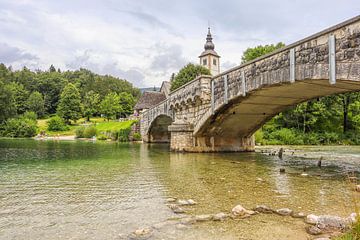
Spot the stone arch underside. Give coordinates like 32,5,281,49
147,115,173,143
195,79,360,139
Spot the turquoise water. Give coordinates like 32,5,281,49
0,139,359,239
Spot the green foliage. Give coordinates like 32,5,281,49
83,90,100,121
57,83,83,123
8,82,29,115
170,63,211,91
84,126,97,138
132,132,142,141
118,92,135,117
27,91,45,118
97,133,108,140
2,117,37,138
75,126,97,138
23,111,37,121
241,42,285,63
0,80,16,123
100,92,121,120
47,116,69,131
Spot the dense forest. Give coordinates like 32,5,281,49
0,63,140,137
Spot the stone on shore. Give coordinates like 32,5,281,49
128,227,153,240
213,212,229,221
275,208,293,216
254,205,273,214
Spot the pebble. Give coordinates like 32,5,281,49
128,227,153,240
291,212,306,218
213,212,229,221
254,205,273,214
195,214,213,222
275,208,293,216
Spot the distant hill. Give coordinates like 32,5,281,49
140,87,160,93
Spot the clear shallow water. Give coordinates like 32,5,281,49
0,139,359,240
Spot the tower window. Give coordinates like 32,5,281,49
213,59,217,65
203,59,207,65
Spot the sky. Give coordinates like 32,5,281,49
0,0,359,88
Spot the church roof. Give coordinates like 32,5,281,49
134,91,166,110
199,27,220,57
160,81,171,97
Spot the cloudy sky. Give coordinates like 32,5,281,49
0,0,359,87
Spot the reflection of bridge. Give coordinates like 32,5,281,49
140,16,360,152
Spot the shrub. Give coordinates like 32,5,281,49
118,128,131,142
132,132,142,141
47,116,69,131
97,134,108,140
22,111,37,121
83,126,97,138
75,126,85,138
267,128,304,145
3,118,37,137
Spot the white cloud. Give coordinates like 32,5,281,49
0,0,359,87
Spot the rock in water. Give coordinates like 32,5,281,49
306,226,322,235
316,215,348,232
166,197,177,203
278,148,284,159
275,208,293,216
195,214,213,222
128,227,153,240
213,212,229,221
305,214,319,225
254,205,273,214
177,199,197,206
356,185,360,192
232,205,247,216
279,168,286,173
291,212,306,218
167,204,185,214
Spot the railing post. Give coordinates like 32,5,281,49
328,35,336,85
211,79,215,115
241,71,246,97
289,48,295,83
224,75,228,104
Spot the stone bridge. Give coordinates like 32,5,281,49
140,15,360,152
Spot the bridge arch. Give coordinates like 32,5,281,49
146,114,173,143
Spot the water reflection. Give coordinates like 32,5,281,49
0,140,359,240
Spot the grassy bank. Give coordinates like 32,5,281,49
37,117,137,141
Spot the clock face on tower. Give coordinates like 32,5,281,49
199,27,220,76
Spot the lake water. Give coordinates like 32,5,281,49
0,139,359,240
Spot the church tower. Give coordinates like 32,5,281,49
199,27,220,76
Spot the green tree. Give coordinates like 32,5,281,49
8,82,29,115
118,92,135,117
27,91,45,118
170,63,211,91
100,92,121,121
0,80,16,123
57,83,82,123
83,90,100,121
241,42,285,63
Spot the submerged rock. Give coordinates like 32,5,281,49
168,204,185,214
232,205,247,216
275,208,293,216
179,217,196,225
356,185,360,192
291,212,306,218
316,215,348,232
306,225,322,235
305,214,319,225
254,205,273,214
195,214,213,222
213,212,229,221
177,199,197,206
166,197,177,203
128,227,153,240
